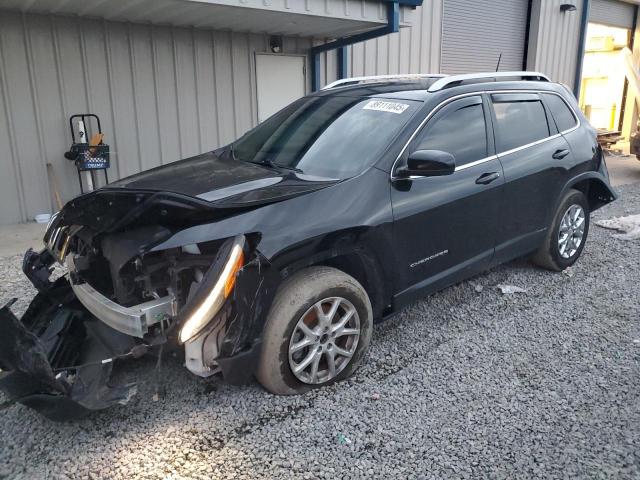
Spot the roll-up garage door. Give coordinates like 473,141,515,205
441,0,529,74
590,0,635,29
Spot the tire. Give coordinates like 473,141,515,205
532,189,590,271
256,266,373,395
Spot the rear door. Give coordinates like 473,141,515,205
490,92,574,264
391,94,504,306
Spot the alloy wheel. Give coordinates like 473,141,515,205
288,297,361,384
558,204,586,259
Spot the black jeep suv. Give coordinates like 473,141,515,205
1,72,616,419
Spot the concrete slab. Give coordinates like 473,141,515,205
0,222,46,257
606,153,640,187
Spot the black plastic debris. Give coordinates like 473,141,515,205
0,279,138,421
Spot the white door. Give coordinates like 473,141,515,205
255,53,305,123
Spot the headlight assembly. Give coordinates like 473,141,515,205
179,235,245,343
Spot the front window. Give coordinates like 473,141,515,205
412,95,488,167
232,96,421,179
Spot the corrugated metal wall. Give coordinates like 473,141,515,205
313,0,443,87
0,11,314,224
526,0,584,88
349,1,443,78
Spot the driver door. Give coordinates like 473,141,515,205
390,94,504,307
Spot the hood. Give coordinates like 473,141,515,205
52,151,338,234
109,151,337,205
110,151,273,197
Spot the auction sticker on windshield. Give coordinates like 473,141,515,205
363,100,410,114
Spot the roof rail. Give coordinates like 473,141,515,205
322,74,446,90
427,71,551,92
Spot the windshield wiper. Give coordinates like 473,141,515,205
259,159,303,174
273,162,303,173
236,150,303,174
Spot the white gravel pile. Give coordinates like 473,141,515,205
1,184,639,480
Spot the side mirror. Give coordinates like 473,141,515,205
396,150,456,178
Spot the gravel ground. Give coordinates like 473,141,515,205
1,184,639,480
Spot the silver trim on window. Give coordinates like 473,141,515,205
390,89,581,181
454,155,498,171
497,133,563,157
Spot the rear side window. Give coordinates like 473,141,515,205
413,96,488,166
491,94,550,152
542,93,578,132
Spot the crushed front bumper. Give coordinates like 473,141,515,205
3,242,278,420
0,278,138,421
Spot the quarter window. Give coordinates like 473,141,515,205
491,94,550,152
542,93,578,132
413,97,488,166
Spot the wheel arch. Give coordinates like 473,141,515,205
280,247,389,322
320,252,386,321
563,172,617,213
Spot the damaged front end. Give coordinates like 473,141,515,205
0,190,277,420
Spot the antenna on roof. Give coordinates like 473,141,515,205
495,53,502,72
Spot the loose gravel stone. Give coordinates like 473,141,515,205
0,184,639,479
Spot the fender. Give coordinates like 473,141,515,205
278,241,391,320
556,171,617,214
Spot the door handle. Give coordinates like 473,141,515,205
475,172,500,185
552,149,570,159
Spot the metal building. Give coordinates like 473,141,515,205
0,0,638,225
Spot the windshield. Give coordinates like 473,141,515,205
232,96,420,179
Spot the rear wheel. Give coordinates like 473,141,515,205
256,266,372,395
532,189,590,271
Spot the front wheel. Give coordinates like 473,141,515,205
256,266,373,395
532,189,590,271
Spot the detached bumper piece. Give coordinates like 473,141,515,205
0,279,137,421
